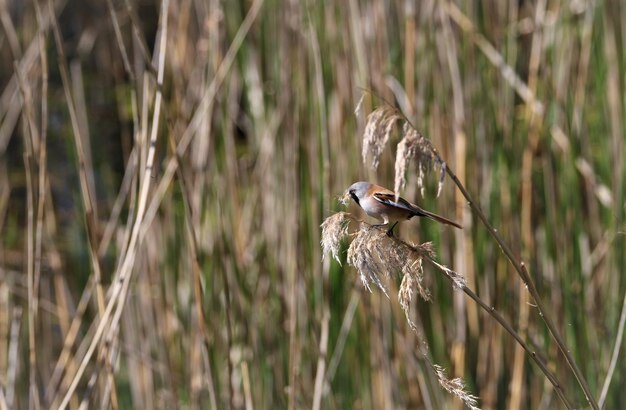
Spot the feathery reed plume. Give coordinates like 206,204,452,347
321,214,480,407
433,364,480,410
346,224,390,296
343,223,438,298
361,104,447,199
398,240,432,304
427,256,467,290
362,107,401,169
320,211,351,264
394,123,446,199
398,252,429,307
398,254,429,331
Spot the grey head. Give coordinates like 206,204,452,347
347,181,371,206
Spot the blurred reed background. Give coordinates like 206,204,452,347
0,0,624,408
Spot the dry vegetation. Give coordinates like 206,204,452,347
0,0,625,409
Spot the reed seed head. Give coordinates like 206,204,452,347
362,107,401,169
433,364,480,410
320,212,351,264
394,123,447,199
345,223,437,300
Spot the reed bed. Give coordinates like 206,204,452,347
0,0,624,409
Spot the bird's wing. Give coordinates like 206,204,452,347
373,191,462,228
372,192,422,215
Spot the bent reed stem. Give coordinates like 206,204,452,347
381,104,599,410
382,228,574,409
443,166,598,410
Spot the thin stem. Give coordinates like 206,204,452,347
165,124,216,407
312,308,330,410
426,5,598,407
444,166,597,409
598,290,626,407
54,0,170,405
387,232,573,409
47,1,114,404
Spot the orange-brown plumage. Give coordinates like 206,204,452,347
347,181,461,235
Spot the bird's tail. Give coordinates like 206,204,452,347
416,208,462,229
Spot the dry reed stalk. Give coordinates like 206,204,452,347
511,0,547,407
0,0,22,59
150,237,183,408
0,388,7,410
142,0,264,236
32,0,49,381
598,290,626,407
436,8,478,393
121,0,156,75
124,253,163,409
6,307,22,410
71,59,122,408
106,0,134,82
403,2,416,117
572,1,596,136
54,0,170,405
49,268,75,391
14,53,46,408
433,128,581,408
24,146,38,410
100,0,171,398
602,1,625,260
97,147,138,257
205,345,219,409
241,360,253,410
165,122,218,407
368,294,393,410
45,278,94,403
347,0,368,93
46,5,118,407
55,0,264,406
0,163,8,240
0,273,8,408
323,289,360,388
189,329,202,409
282,62,302,410
441,1,544,118
0,0,64,152
311,308,329,410
100,335,121,410
0,95,21,154
307,8,333,407
166,2,264,407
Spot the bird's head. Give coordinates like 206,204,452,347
346,181,370,206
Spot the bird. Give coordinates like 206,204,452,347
346,181,462,236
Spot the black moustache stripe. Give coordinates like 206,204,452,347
350,191,360,206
